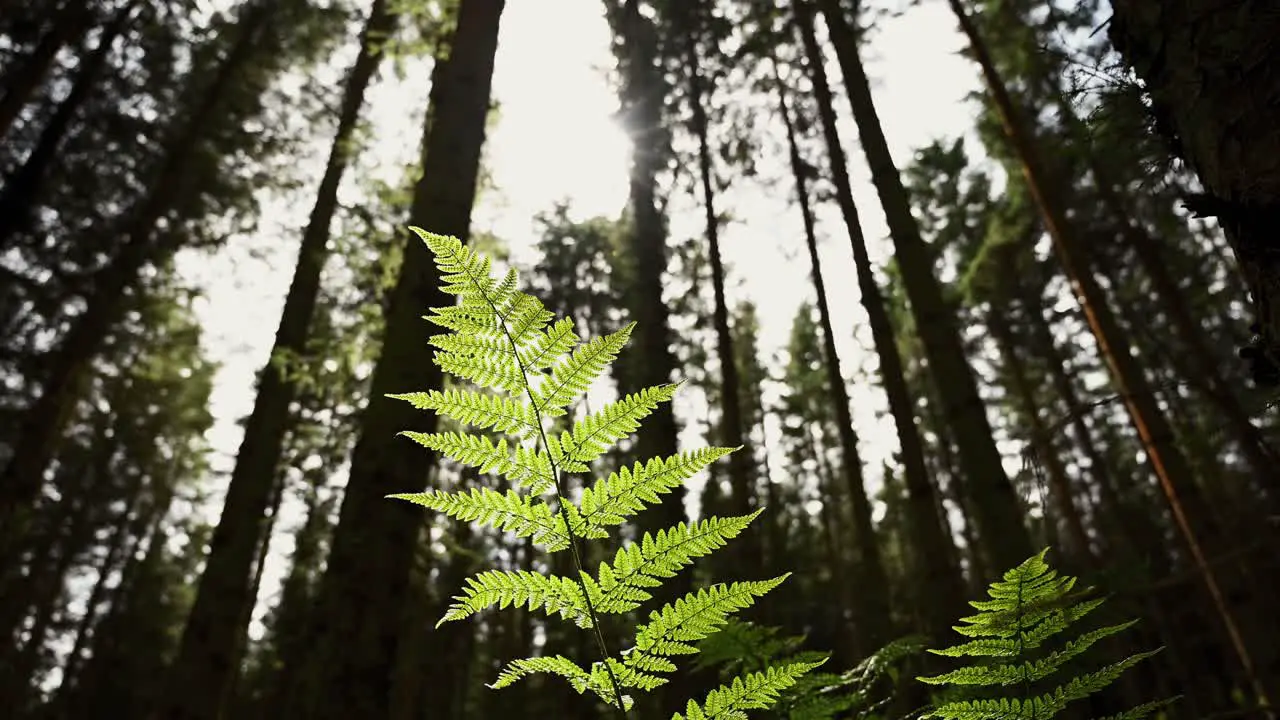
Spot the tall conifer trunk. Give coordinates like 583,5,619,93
1106,0,1280,381
0,0,140,253
155,3,399,716
814,0,1033,573
679,0,759,563
789,12,964,648
0,0,277,594
0,0,92,140
288,2,503,717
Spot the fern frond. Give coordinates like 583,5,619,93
630,576,788,668
387,487,569,551
490,656,635,711
672,661,826,720
440,569,589,627
389,229,792,717
532,322,636,416
572,447,738,534
558,383,681,465
927,695,1049,720
589,511,765,615
928,596,1108,657
489,655,589,691
1091,696,1182,720
430,334,527,394
918,549,1174,720
397,431,555,494
921,620,1139,687
1049,649,1163,705
522,316,579,374
386,389,540,438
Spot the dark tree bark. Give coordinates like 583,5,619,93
950,0,1275,703
0,1,277,569
0,0,139,253
771,50,891,655
154,3,399,717
790,11,968,650
680,1,759,553
287,1,503,717
0,0,92,141
603,1,690,712
605,0,684,533
1107,1,1280,384
814,0,1034,573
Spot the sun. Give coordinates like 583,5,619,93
482,0,631,234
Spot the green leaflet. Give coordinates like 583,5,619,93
918,549,1179,720
673,662,826,720
385,229,804,715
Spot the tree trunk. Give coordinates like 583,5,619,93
1106,0,1280,382
0,1,277,566
289,2,503,718
154,4,398,717
604,1,689,712
814,0,1033,573
985,261,1094,565
607,0,685,536
220,476,286,714
810,424,859,663
680,0,759,556
259,490,330,720
1052,92,1280,499
947,0,1273,704
786,19,965,647
0,0,92,141
52,496,144,715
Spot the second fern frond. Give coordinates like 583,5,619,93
918,548,1178,720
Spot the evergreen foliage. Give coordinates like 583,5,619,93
917,549,1177,720
387,228,818,715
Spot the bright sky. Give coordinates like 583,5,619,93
176,0,999,637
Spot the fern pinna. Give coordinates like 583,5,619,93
386,228,821,718
918,549,1177,720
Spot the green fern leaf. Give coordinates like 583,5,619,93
397,431,555,494
918,550,1174,720
387,229,795,717
559,383,681,465
440,569,589,627
490,656,635,710
630,576,788,666
573,447,738,534
386,388,540,438
532,322,635,416
387,487,569,551
672,661,826,720
522,316,579,374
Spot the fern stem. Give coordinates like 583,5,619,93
1016,564,1030,720
468,256,629,718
